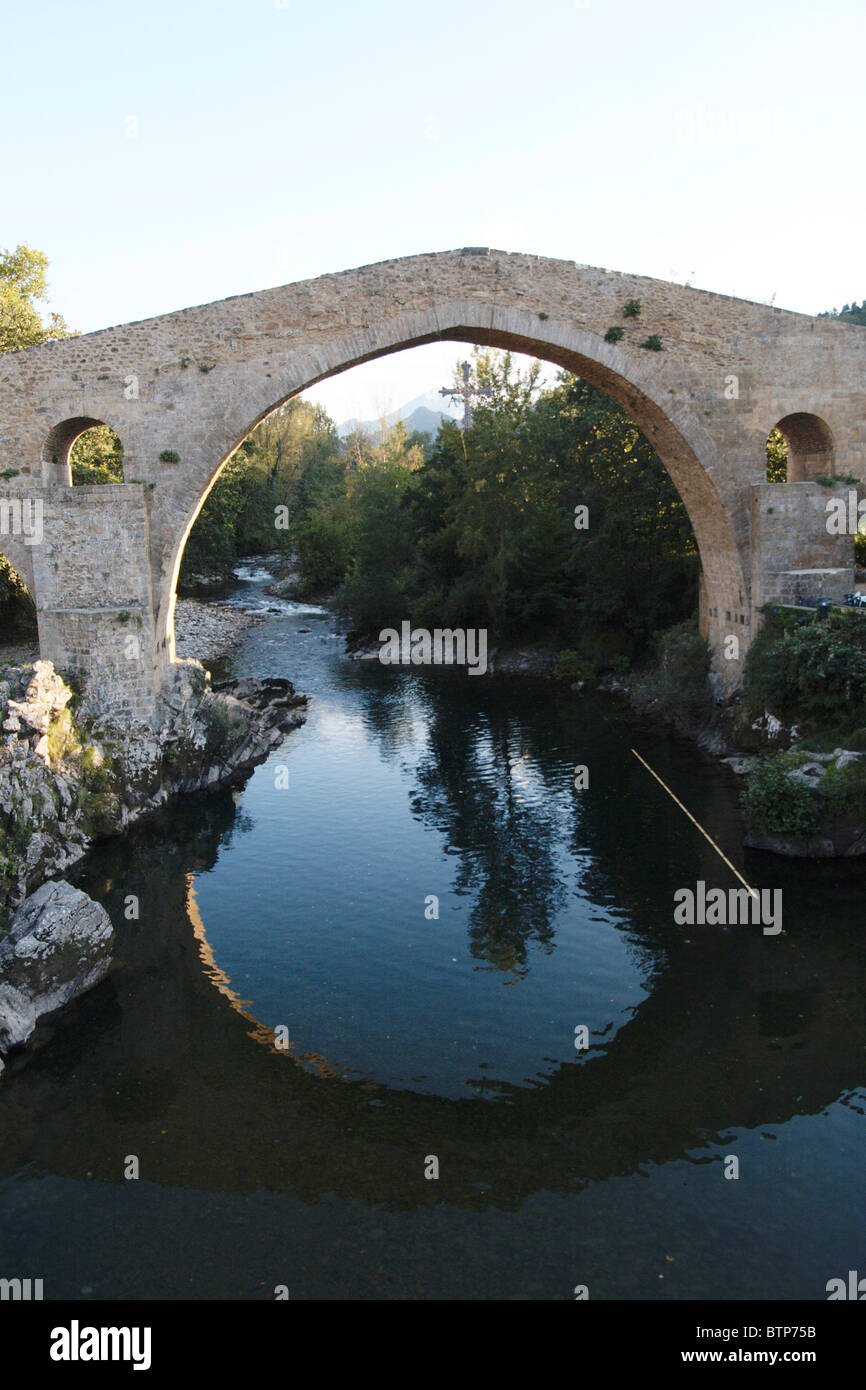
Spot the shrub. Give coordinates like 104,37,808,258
159,449,180,463
604,326,624,344
822,759,866,822
554,649,594,683
640,334,663,351
622,299,641,318
740,755,819,835
743,606,866,722
631,620,712,722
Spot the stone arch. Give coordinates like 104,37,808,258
772,412,835,482
156,305,752,688
41,416,124,486
0,522,35,597
0,543,37,642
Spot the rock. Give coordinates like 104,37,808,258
0,880,114,1054
789,765,825,786
835,750,866,768
721,755,757,775
173,599,266,663
265,576,297,599
751,711,785,741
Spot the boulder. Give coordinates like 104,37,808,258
0,880,114,1054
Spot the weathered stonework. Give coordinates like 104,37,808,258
0,248,863,717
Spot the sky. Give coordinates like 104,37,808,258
3,0,864,422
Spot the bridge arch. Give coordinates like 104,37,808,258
158,303,751,683
772,412,835,482
41,416,125,487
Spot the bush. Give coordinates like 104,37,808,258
631,620,712,722
740,755,819,835
821,759,866,822
554,649,594,683
744,606,866,722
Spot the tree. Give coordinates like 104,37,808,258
0,244,72,353
70,425,124,484
766,427,788,482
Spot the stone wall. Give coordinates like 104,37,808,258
1,483,156,722
751,482,855,608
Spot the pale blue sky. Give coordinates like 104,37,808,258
4,0,864,420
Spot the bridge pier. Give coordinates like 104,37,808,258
4,483,161,723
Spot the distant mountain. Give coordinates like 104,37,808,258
338,389,458,439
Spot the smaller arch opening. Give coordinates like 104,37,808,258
767,412,835,483
0,550,37,656
41,417,124,484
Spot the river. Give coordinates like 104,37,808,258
0,563,864,1299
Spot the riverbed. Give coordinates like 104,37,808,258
0,564,864,1300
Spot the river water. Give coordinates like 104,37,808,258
1,565,864,1299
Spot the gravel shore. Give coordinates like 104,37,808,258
174,599,266,664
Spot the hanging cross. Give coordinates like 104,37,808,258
439,360,492,430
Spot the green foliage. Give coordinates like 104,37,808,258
822,759,866,822
631,620,713,722
0,554,36,638
622,299,641,318
604,326,624,344
820,301,866,326
537,311,549,320
740,754,819,835
0,468,19,480
70,424,124,484
640,334,663,351
743,606,866,722
554,649,593,683
45,708,78,765
179,399,344,584
159,449,180,463
78,744,111,792
766,427,788,482
286,350,698,656
0,244,73,353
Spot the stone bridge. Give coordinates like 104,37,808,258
0,248,864,720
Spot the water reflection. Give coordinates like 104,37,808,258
1,587,865,1298
0,735,852,1215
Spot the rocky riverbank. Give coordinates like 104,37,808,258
174,598,266,663
0,658,308,926
0,654,309,1075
